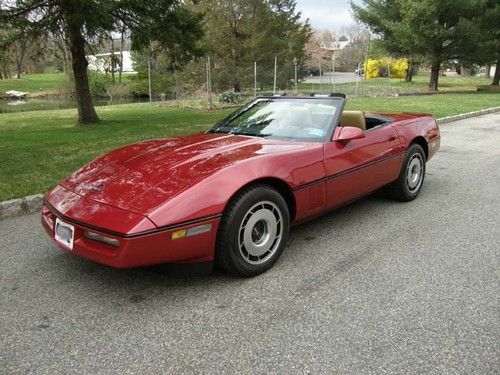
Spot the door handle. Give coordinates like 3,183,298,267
387,136,396,142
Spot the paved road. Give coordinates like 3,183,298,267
303,71,359,84
1,113,499,374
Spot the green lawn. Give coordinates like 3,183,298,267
344,91,500,118
0,73,70,94
298,74,492,97
0,91,499,201
0,104,233,201
0,72,136,96
1,71,493,97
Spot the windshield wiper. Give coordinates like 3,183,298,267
230,131,272,137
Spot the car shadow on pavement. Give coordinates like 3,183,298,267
41,182,440,308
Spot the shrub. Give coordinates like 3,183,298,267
106,83,136,99
87,71,113,97
364,58,409,79
218,90,243,104
365,59,380,79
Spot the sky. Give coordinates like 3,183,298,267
295,0,357,30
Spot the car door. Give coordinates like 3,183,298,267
323,124,402,209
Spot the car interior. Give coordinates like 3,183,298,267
270,107,393,139
339,110,392,132
213,98,393,140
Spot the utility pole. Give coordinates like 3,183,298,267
174,63,179,106
206,56,212,109
387,62,391,95
273,56,277,94
362,32,371,96
148,57,153,104
332,53,336,91
254,61,257,97
293,57,298,93
318,56,323,91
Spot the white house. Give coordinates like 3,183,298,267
321,40,351,51
87,51,136,73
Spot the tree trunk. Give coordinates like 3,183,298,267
55,29,71,75
15,40,26,79
66,16,99,125
428,61,441,91
492,60,500,86
119,24,125,84
485,64,491,79
3,66,11,79
405,58,414,82
110,34,115,84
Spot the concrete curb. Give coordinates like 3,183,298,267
437,106,500,125
0,194,44,221
1,106,499,221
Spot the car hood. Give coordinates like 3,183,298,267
60,133,305,215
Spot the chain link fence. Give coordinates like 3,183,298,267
138,53,444,110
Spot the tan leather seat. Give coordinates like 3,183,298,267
340,110,366,131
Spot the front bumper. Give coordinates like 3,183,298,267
41,202,221,269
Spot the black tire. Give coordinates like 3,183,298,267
388,143,427,202
215,184,290,277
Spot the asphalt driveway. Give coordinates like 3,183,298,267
302,71,359,84
1,113,499,374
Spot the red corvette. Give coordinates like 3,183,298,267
42,95,440,276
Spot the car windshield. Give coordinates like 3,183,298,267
209,98,342,141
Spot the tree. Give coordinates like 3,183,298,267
469,0,500,85
197,0,310,92
334,25,371,73
0,15,40,79
48,28,72,74
305,29,334,74
352,0,490,90
1,1,203,125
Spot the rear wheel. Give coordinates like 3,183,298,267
215,185,290,277
388,143,426,201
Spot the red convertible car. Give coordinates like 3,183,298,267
42,95,440,276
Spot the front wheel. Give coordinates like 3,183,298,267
215,185,290,277
388,143,426,202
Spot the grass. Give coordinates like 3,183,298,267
0,73,70,94
0,72,137,96
0,104,233,201
0,91,498,201
298,74,492,97
344,91,500,118
1,71,492,97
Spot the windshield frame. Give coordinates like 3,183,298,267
207,96,346,142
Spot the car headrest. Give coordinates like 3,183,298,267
340,110,366,131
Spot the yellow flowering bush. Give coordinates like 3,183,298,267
364,58,409,78
364,59,380,78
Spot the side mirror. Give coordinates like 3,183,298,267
335,126,365,143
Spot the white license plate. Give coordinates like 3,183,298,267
54,218,75,250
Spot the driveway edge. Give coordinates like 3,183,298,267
1,106,499,221
0,194,44,221
436,106,500,125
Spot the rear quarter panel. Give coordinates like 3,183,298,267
388,113,440,160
